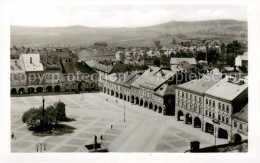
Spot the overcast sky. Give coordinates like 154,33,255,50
9,4,247,27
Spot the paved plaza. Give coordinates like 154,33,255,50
11,92,228,152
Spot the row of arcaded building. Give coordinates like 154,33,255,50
11,52,98,95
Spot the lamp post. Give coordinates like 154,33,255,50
212,119,220,146
124,99,126,122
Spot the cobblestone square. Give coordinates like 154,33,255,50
11,93,228,152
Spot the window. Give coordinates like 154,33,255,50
218,103,221,109
182,92,184,97
177,100,180,106
234,121,237,128
226,105,229,112
168,99,172,104
190,104,192,110
178,90,180,96
222,104,225,110
209,100,211,106
213,113,215,119
206,99,208,105
226,118,229,124
213,101,215,108
205,110,208,116
186,93,188,98
209,111,211,117
195,96,197,102
182,102,184,107
190,94,192,100
199,97,201,103
222,116,225,122
218,115,221,121
239,124,243,130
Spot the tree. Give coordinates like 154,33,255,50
154,40,161,49
22,105,63,130
154,59,161,67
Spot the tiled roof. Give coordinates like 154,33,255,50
85,60,113,73
170,58,197,65
131,66,161,89
132,67,176,91
10,59,25,73
232,104,248,123
205,77,248,101
49,48,72,59
154,84,168,97
178,73,222,94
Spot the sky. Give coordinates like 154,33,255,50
9,2,247,27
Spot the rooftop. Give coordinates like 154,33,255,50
205,76,248,101
178,72,222,94
19,54,44,72
85,60,113,73
10,59,25,73
232,104,248,123
170,58,197,65
132,67,176,91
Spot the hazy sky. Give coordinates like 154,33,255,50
9,3,247,27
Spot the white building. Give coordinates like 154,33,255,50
19,54,44,93
175,72,222,130
235,52,248,68
115,51,125,61
203,76,248,141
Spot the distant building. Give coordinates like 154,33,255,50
85,60,113,87
235,52,248,68
170,58,197,72
115,51,125,61
94,42,107,47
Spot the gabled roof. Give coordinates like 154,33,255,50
131,67,176,91
20,54,44,72
205,77,248,101
131,66,161,89
232,104,248,123
236,52,248,61
85,60,113,73
154,84,168,97
170,58,197,65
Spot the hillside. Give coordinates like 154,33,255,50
11,19,247,48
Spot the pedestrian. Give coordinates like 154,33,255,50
11,133,14,139
111,125,113,130
100,135,103,140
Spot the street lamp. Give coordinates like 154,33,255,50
212,119,220,146
124,99,126,122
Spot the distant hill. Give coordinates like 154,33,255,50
11,19,247,48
